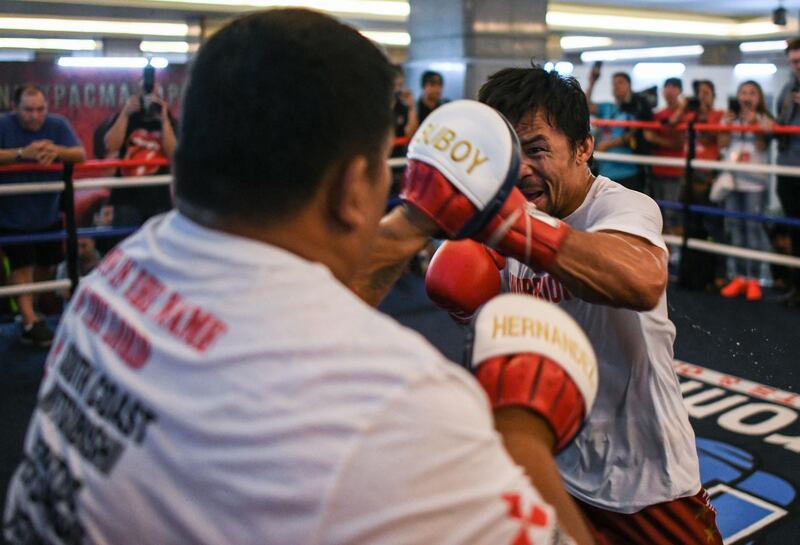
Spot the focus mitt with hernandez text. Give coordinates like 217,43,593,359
467,294,597,452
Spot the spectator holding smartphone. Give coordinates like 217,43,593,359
102,66,177,228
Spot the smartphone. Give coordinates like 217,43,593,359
591,61,603,80
728,97,741,116
143,65,156,94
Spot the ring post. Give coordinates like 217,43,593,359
62,162,80,296
678,120,697,287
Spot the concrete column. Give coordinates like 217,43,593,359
406,0,549,100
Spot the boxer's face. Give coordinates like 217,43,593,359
515,110,593,219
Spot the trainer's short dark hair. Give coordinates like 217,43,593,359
174,9,394,225
612,72,631,85
664,77,683,91
478,66,590,153
421,70,443,87
787,38,800,53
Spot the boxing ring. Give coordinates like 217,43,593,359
1,130,799,544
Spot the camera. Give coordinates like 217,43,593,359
686,97,701,112
140,65,163,120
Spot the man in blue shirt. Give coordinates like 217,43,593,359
585,70,653,193
0,85,85,346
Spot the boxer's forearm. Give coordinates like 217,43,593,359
551,229,667,311
495,408,596,545
350,206,432,306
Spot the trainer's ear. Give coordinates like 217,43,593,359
327,154,373,231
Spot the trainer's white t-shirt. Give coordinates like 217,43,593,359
4,211,572,545
506,176,701,514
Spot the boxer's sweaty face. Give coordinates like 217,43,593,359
515,110,588,218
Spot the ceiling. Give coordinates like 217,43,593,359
569,0,800,18
1,0,798,64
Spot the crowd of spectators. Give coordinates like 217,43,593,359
0,74,179,347
587,40,800,305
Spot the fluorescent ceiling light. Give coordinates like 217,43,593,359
581,45,703,62
57,56,169,68
140,41,190,53
145,0,408,18
0,16,189,37
544,61,574,75
0,51,34,62
633,62,686,78
0,38,100,51
733,21,785,37
555,61,574,74
734,63,778,77
548,8,789,38
360,30,410,46
740,40,787,53
560,36,613,50
549,11,730,36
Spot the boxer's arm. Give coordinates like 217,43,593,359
496,408,596,545
551,229,667,311
349,205,434,306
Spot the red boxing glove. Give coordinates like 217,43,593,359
468,294,598,453
476,187,571,271
425,240,506,324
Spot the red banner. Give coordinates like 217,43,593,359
0,61,187,160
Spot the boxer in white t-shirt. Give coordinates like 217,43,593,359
4,11,600,545
356,67,722,544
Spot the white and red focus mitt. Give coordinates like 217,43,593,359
401,100,571,272
401,100,520,239
467,294,598,452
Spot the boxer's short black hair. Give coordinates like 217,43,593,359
174,9,394,224
478,65,590,153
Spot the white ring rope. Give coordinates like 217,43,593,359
593,152,685,168
663,234,800,269
0,174,171,196
0,279,71,298
388,157,407,169
690,159,800,177
594,151,800,177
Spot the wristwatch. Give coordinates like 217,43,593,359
15,147,22,161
